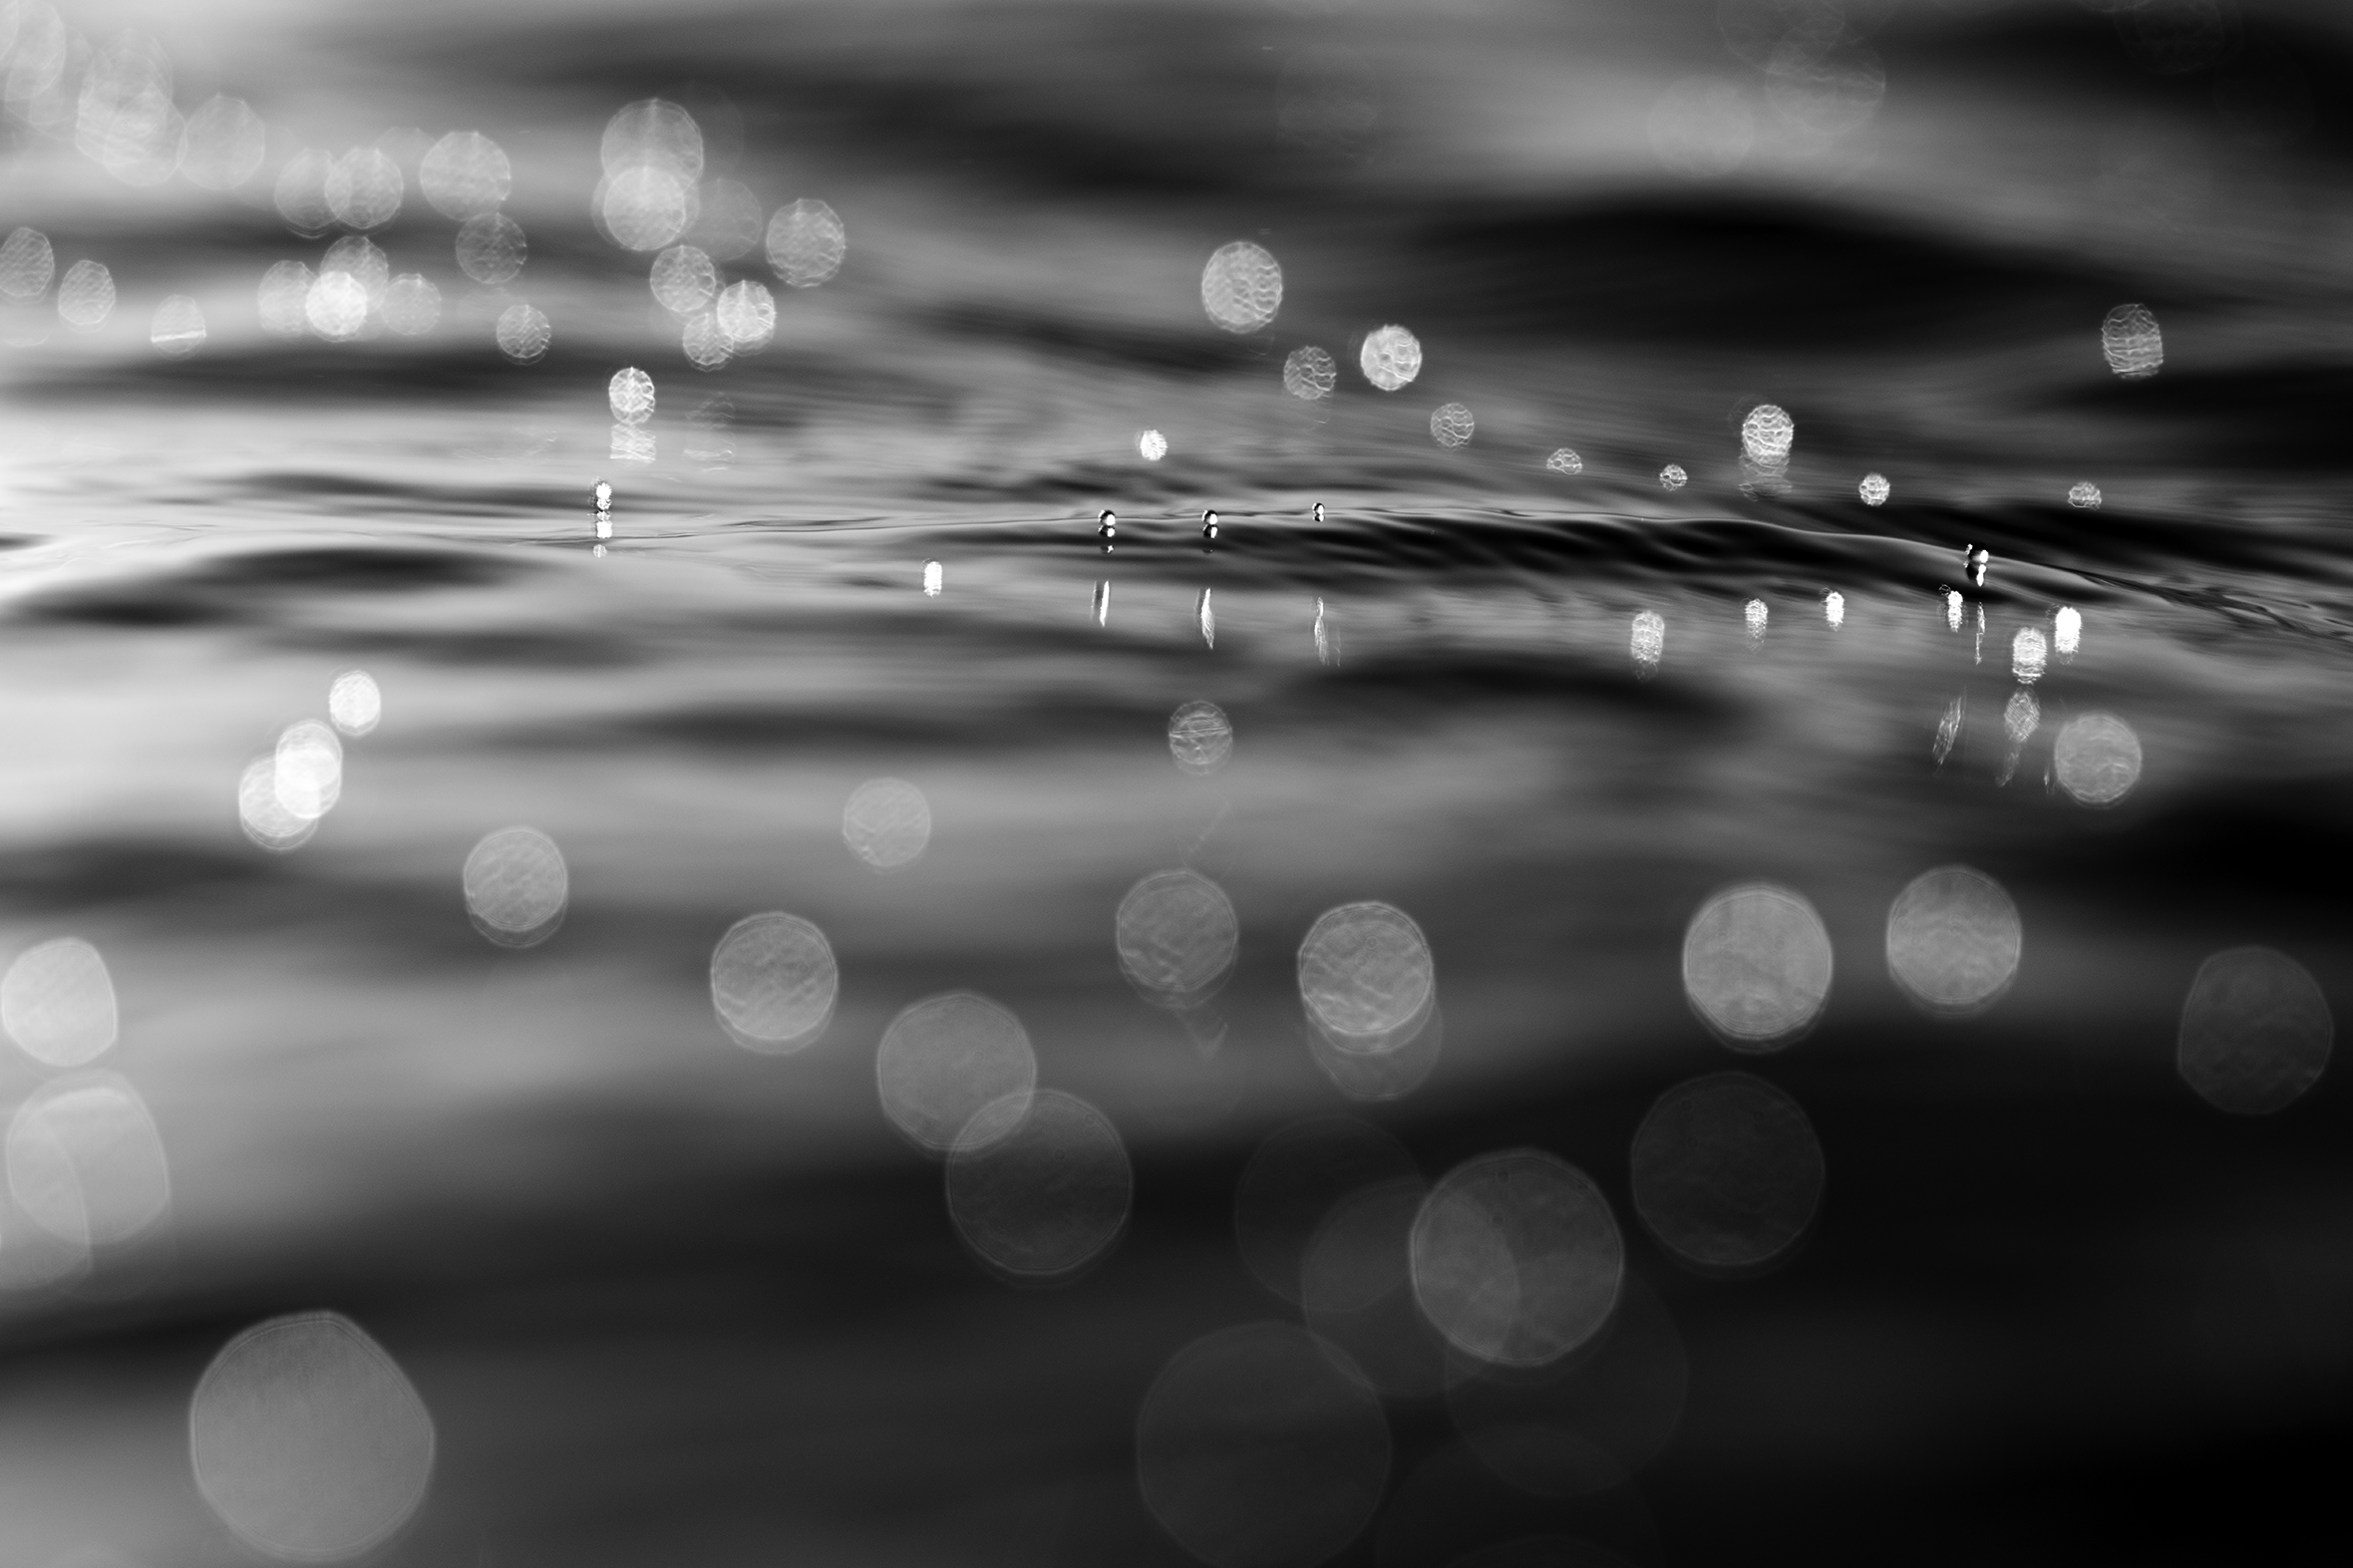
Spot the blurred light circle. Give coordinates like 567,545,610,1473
56,260,114,330
257,262,313,338
0,226,56,300
1358,325,1421,392
1858,471,1889,505
876,993,1037,1153
650,244,716,315
1116,869,1239,1005
767,198,846,287
273,720,343,820
1234,1115,1418,1305
1282,346,1336,401
1411,1149,1623,1367
1138,429,1169,462
842,777,931,870
1298,902,1435,1050
496,303,551,364
2012,627,2048,685
1630,610,1664,677
456,212,526,286
601,99,704,181
599,165,691,251
608,366,656,426
1631,1072,1824,1271
2101,302,2163,380
1300,1174,1424,1319
690,178,766,261
463,826,567,947
1885,865,2021,1019
714,279,776,351
2003,687,2039,746
304,271,368,341
1200,240,1284,334
2,938,119,1068
946,1089,1133,1279
2178,946,2332,1115
1168,700,1233,777
150,295,205,358
710,912,838,1053
329,670,382,737
418,131,510,219
274,149,336,236
1306,997,1443,1102
1649,76,1754,178
77,32,182,186
7,1073,171,1245
1659,464,1687,490
2054,606,2083,658
1717,0,1849,71
238,756,315,852
1740,403,1794,463
381,274,440,336
681,310,731,370
1681,882,1833,1050
1765,35,1885,141
1430,402,1475,449
1545,448,1582,474
2054,712,2142,806
181,97,267,191
326,148,403,230
321,236,389,306
189,1313,436,1562
1135,1323,1389,1568
2067,481,2103,509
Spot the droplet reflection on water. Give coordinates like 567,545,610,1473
709,912,839,1053
2177,947,2332,1114
1681,883,1834,1050
1630,1071,1824,1272
945,1089,1132,1280
1885,866,2022,1019
875,993,1037,1153
1630,610,1664,679
2012,627,2048,685
1411,1149,1624,1367
1139,429,1169,462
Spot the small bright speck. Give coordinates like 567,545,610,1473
1138,429,1169,462
1430,402,1475,449
7,1074,171,1245
2054,712,2142,806
1740,404,1795,463
2012,627,2048,684
238,756,316,852
1631,1072,1824,1271
1297,902,1435,1052
463,826,567,947
1168,700,1233,777
189,1313,436,1562
1745,598,1768,639
496,303,551,364
1544,448,1583,475
767,198,846,287
947,1090,1133,1279
715,279,776,351
328,670,381,737
608,367,656,426
1659,464,1687,490
1,938,119,1068
273,720,343,821
456,212,526,286
1824,591,1845,628
876,992,1038,1154
842,778,932,870
1358,325,1422,392
1283,346,1337,400
1117,870,1239,1007
1886,866,2022,1019
381,274,440,336
650,244,716,315
1858,472,1889,505
1412,1149,1623,1367
2068,481,2103,509
56,260,114,329
418,131,511,220
150,295,205,357
2101,302,2164,380
710,912,839,1052
304,270,368,341
2003,688,2040,747
1136,1324,1389,1568
181,97,267,192
922,559,943,596
0,227,56,300
1200,239,1284,334
1682,882,1833,1050
257,262,313,337
325,147,403,230
2179,947,2332,1115
1631,609,1664,678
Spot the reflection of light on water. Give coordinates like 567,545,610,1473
2,938,119,1068
709,912,838,1053
1135,1323,1388,1568
1885,865,2021,1018
1744,598,1768,640
2068,481,2103,509
495,303,551,364
381,274,439,336
1234,1114,1417,1305
650,244,716,315
2055,606,2082,659
1412,1149,1624,1367
2101,302,2164,379
1631,1072,1824,1271
6,1073,171,1246
1658,464,1686,490
329,670,381,737
1200,240,1283,334
238,757,316,852
182,97,266,191
1314,597,1334,665
876,993,1038,1153
2178,947,2333,1115
190,1314,436,1563
1116,869,1238,1006
1824,591,1844,628
1682,883,1834,1051
1630,610,1664,679
946,1090,1132,1280
1359,325,1422,391
1650,76,1754,177
1092,579,1110,627
921,559,943,597
1544,448,1583,474
456,213,526,285
1138,429,1168,462
274,720,343,820
1168,700,1233,777
1,226,54,300
1859,471,1889,505
1430,402,1475,449
767,198,846,287
1283,346,1336,400
419,131,510,218
56,259,113,329
463,826,568,947
2012,627,2048,684
842,777,931,870
1942,587,1962,633
715,279,776,351
608,367,655,425
151,295,205,357
1297,902,1435,1053
1196,587,1214,648
2054,712,2142,805
1932,692,1964,767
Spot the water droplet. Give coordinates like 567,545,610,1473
1311,501,1326,523
1885,866,2022,1018
608,366,655,426
2178,947,2332,1114
1430,402,1475,449
1092,579,1111,626
2101,302,2164,379
1138,429,1169,463
1740,403,1794,464
1630,1072,1824,1271
1097,508,1117,539
1858,471,1889,505
1658,464,1686,490
1116,869,1239,1007
842,778,931,870
1200,508,1220,540
875,993,1037,1154
1168,700,1233,777
1200,240,1283,334
2054,712,2142,806
1412,1149,1624,1367
766,198,845,287
946,1090,1132,1279
1297,902,1436,1052
1196,588,1215,648
2054,606,2082,659
462,826,567,947
1358,324,1422,392
1681,883,1833,1051
1744,598,1768,640
2067,480,2103,509
591,479,614,512
1544,448,1583,475
709,912,838,1053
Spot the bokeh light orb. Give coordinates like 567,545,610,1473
238,756,316,853
767,198,846,287
842,777,931,870
1430,402,1475,449
462,826,567,947
1297,902,1435,1051
151,295,206,357
1545,448,1582,475
419,131,511,220
328,670,381,737
2068,481,2103,509
2178,947,2332,1115
495,303,551,364
715,279,776,351
1885,865,2022,1019
1138,429,1169,462
2,938,119,1068
1168,700,1233,777
7,1073,171,1245
1200,240,1284,334
608,366,656,426
1681,882,1834,1050
1858,471,1889,505
1659,464,1687,490
876,992,1037,1153
1740,404,1794,463
1358,325,1421,392
946,1089,1133,1279
1282,346,1336,401
2054,712,2143,806
2101,302,2164,380
1630,1071,1824,1271
1116,869,1239,1005
57,259,115,330
456,213,526,286
1411,1148,1623,1367
710,912,838,1053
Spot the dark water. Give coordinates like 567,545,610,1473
5,1,2353,1564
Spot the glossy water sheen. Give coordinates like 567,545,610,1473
5,2,2353,1565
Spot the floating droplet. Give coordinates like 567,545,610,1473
1358,324,1422,392
2178,947,2332,1115
608,366,656,426
921,559,943,597
1744,598,1768,640
1200,240,1284,334
1824,591,1845,628
462,826,567,947
709,911,838,1053
1168,700,1233,777
1544,448,1583,475
2054,606,2082,659
1858,471,1889,506
1630,610,1664,679
1630,1072,1824,1271
1740,404,1794,464
2054,712,2142,806
1412,1149,1624,1367
1681,883,1833,1051
1885,865,2021,1019
842,778,931,870
1658,464,1686,490
875,993,1037,1154
766,198,845,287
1116,869,1239,1007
